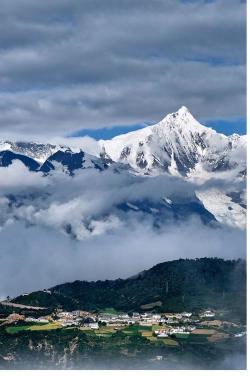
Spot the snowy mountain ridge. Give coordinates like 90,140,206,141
0,106,246,179
100,106,246,178
0,106,246,231
0,140,60,164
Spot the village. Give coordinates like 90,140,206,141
0,304,246,343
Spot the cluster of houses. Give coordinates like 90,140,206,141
51,310,200,328
1,307,246,340
19,309,217,330
154,325,197,338
1,307,219,331
56,310,84,327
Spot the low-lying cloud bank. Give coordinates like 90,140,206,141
0,160,198,239
0,160,246,298
0,159,245,236
0,217,245,298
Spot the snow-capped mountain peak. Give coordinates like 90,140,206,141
0,106,246,231
100,106,245,177
0,106,245,180
158,105,207,132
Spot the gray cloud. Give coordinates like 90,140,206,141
0,158,245,236
0,0,246,137
0,159,245,298
0,163,198,237
0,217,246,299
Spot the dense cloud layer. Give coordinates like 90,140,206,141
0,0,246,137
0,161,246,298
0,217,245,299
0,161,198,237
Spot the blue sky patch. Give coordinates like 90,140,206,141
70,117,246,140
203,117,246,136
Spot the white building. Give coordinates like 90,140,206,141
60,320,79,327
118,314,130,320
58,312,74,319
43,289,52,295
132,312,140,318
169,327,188,334
25,317,49,324
71,311,81,318
152,314,161,321
200,310,215,318
181,312,192,318
157,333,168,338
25,317,39,323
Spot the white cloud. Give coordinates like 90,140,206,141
0,217,245,298
0,160,48,192
0,157,245,298
49,136,101,156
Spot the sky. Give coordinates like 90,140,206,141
0,0,246,139
71,118,247,140
0,0,246,299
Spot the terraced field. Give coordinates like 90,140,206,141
6,322,61,333
4,321,238,349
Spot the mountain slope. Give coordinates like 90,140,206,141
0,141,59,163
13,258,246,320
39,149,112,175
99,107,246,229
0,150,40,171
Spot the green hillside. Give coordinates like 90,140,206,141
13,258,246,321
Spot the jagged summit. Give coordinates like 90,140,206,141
159,106,209,131
0,106,246,179
159,105,189,119
0,106,246,231
100,106,245,176
0,140,59,163
161,105,193,123
178,105,189,113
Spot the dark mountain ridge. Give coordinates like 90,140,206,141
13,258,246,321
